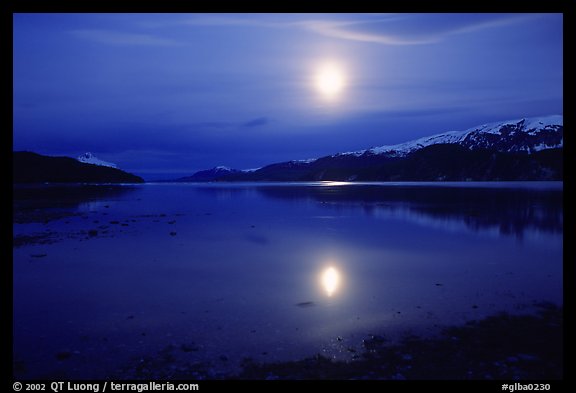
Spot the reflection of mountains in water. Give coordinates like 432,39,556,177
252,184,563,238
13,184,140,223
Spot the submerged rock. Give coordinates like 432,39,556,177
180,343,200,352
55,351,72,361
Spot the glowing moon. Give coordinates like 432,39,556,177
315,63,346,100
321,266,341,297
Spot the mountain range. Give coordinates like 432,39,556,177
176,115,563,182
12,115,563,184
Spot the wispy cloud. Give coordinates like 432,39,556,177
72,14,541,48
70,29,182,46
299,14,539,45
298,19,431,45
178,13,540,46
242,117,269,127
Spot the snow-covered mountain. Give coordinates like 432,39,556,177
77,152,117,168
336,115,563,158
175,166,241,182
177,115,563,182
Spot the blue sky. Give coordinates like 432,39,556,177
13,13,563,180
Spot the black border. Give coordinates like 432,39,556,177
6,1,572,391
5,0,571,13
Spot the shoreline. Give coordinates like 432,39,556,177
112,303,562,380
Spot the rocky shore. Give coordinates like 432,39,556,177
117,303,562,380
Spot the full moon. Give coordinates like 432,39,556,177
315,62,346,100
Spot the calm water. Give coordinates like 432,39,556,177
13,182,563,379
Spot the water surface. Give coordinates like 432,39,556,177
13,182,563,378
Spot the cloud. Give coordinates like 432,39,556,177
295,17,432,45
302,13,542,45
70,29,182,46
179,13,541,46
242,117,269,127
70,14,544,49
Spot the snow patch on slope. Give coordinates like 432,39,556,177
77,152,117,168
335,115,563,158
